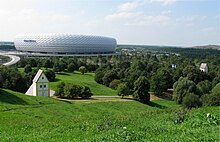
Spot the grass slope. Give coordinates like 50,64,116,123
0,89,219,141
50,72,117,96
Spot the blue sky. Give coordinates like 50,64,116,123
0,0,219,46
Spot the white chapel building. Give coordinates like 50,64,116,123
200,63,208,74
26,69,55,97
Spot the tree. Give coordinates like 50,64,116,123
117,83,130,98
53,62,63,72
43,59,53,68
79,66,87,75
102,70,118,87
133,76,150,103
94,67,106,84
55,82,65,97
196,80,212,95
173,77,198,104
109,79,121,90
64,83,82,98
80,86,93,98
24,65,32,73
44,70,56,82
150,68,172,95
67,63,77,72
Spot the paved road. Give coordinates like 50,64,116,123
0,53,20,66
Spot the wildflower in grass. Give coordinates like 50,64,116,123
207,113,210,117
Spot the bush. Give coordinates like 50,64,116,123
80,86,93,98
201,92,220,106
182,93,201,108
173,77,198,104
201,83,220,106
55,82,93,98
171,108,189,124
109,79,121,89
64,83,82,98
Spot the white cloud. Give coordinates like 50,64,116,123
162,10,172,15
118,1,141,11
105,12,142,21
150,0,177,5
105,11,172,27
117,0,176,12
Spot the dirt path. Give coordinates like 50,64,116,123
53,94,161,104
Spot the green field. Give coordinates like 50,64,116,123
0,89,219,141
17,68,117,96
50,71,117,96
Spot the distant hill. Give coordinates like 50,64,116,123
117,44,182,49
0,41,14,45
191,45,220,50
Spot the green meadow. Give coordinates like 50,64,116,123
49,71,117,96
17,68,117,96
0,89,219,141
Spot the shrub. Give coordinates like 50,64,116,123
201,83,220,106
182,93,201,108
64,83,82,98
80,86,93,98
172,108,189,124
201,92,220,106
109,79,121,89
55,82,93,98
173,77,198,104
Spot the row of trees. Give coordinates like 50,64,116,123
55,82,93,99
17,56,113,73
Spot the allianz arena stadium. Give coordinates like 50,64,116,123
14,34,117,55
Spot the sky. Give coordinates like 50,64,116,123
0,0,219,47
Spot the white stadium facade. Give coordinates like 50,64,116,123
14,34,117,56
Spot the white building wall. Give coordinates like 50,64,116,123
33,82,37,96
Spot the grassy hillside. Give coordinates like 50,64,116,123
0,89,219,141
50,71,117,96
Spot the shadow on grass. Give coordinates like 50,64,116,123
0,89,27,105
57,72,70,76
53,78,61,82
57,97,96,101
148,101,167,109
